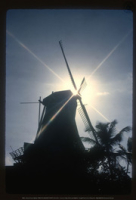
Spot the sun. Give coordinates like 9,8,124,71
72,89,79,96
54,75,100,107
78,78,98,105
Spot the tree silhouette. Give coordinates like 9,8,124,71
81,120,131,176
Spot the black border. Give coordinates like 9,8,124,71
0,0,136,199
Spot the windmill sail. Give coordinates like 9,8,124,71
78,77,87,94
59,41,98,144
78,98,98,143
78,106,91,132
59,41,77,90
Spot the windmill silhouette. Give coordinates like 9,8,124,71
59,41,98,144
9,41,98,166
7,41,99,194
30,41,99,163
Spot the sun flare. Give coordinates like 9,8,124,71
56,75,100,107
72,89,79,96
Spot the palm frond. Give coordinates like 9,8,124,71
95,121,119,146
121,126,131,132
108,120,118,137
96,122,110,132
110,126,131,145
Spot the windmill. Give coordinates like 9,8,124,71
7,41,99,194
59,41,99,144
9,41,99,167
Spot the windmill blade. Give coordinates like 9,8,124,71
80,82,87,94
59,41,98,143
78,106,90,131
20,102,39,104
59,40,77,90
78,77,87,94
78,77,85,94
78,98,99,144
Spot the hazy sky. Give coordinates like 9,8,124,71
6,9,133,168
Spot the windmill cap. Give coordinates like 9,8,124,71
42,90,73,106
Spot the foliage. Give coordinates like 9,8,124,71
81,120,132,194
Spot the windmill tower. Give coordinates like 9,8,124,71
31,90,85,167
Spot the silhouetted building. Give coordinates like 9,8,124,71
6,90,87,194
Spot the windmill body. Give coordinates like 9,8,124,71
24,90,85,168
7,89,87,194
8,41,97,170
35,90,84,154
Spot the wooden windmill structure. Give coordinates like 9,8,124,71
7,41,99,194
9,41,98,167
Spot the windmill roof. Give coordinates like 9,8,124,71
42,90,73,106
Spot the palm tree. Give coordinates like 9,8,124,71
81,120,131,176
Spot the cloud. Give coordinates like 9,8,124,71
96,92,110,96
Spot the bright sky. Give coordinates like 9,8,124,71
6,9,133,169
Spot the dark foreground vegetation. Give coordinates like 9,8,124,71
6,120,132,195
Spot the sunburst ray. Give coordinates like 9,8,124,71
6,30,65,83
